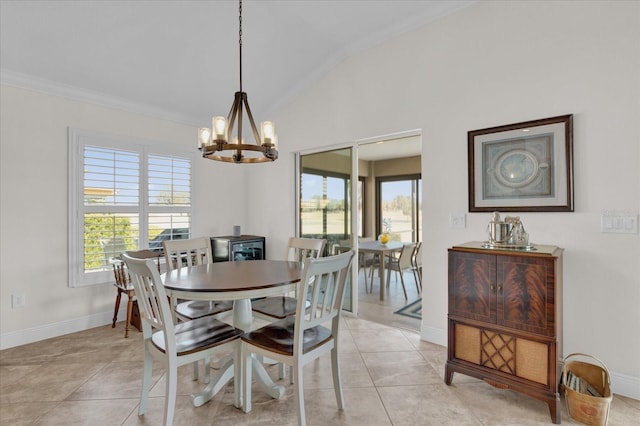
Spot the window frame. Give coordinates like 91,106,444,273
68,127,197,287
375,173,422,243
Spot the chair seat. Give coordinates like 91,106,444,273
175,300,233,320
250,296,298,319
241,316,332,356
151,316,242,356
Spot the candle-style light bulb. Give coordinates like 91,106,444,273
261,121,275,145
212,116,228,141
198,127,212,148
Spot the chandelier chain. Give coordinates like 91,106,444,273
239,0,243,92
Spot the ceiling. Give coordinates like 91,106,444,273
1,1,474,161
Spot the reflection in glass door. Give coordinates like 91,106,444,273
299,148,354,311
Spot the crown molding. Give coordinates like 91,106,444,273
0,68,200,127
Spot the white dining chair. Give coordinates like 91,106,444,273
163,237,233,322
163,237,234,383
251,236,326,381
240,250,355,425
122,253,243,426
251,236,326,321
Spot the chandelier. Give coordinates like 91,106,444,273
198,0,278,163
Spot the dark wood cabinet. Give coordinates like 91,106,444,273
210,235,265,263
445,242,563,424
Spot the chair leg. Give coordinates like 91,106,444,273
331,346,345,410
241,344,253,413
203,357,211,384
277,362,284,380
412,268,421,294
125,295,134,338
294,362,306,426
361,265,369,293
399,271,408,300
164,359,178,426
112,290,122,328
233,342,242,409
192,360,199,381
138,349,153,415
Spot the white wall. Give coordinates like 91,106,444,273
244,1,640,398
0,85,247,346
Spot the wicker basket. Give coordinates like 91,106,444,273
561,353,612,426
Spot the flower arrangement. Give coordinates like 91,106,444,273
379,218,392,244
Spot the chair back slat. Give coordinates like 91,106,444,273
163,237,212,271
122,254,176,349
111,258,129,288
294,250,354,350
287,237,326,262
398,243,417,269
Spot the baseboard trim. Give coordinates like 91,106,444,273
419,326,639,401
420,324,447,347
609,371,640,401
0,310,116,350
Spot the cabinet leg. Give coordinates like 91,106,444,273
548,395,561,424
444,364,454,385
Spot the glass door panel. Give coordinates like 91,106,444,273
299,148,354,311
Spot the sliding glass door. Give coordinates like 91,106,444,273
296,133,422,317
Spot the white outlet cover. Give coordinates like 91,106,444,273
450,213,466,229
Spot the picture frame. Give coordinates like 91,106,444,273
468,114,573,212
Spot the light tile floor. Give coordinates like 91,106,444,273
1,269,638,425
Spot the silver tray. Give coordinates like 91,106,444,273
481,242,537,251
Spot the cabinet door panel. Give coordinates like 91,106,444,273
449,252,496,323
498,256,555,336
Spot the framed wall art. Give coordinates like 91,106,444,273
468,114,574,212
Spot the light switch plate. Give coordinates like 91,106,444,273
601,211,639,234
450,213,466,229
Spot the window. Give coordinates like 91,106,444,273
68,128,195,287
376,174,422,242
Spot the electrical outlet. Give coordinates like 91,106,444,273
11,294,26,308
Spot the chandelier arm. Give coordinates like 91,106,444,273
227,92,241,141
242,96,262,146
236,93,244,161
227,92,240,123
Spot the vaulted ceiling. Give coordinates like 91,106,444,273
1,0,475,128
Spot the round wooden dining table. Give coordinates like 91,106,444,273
162,259,302,408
